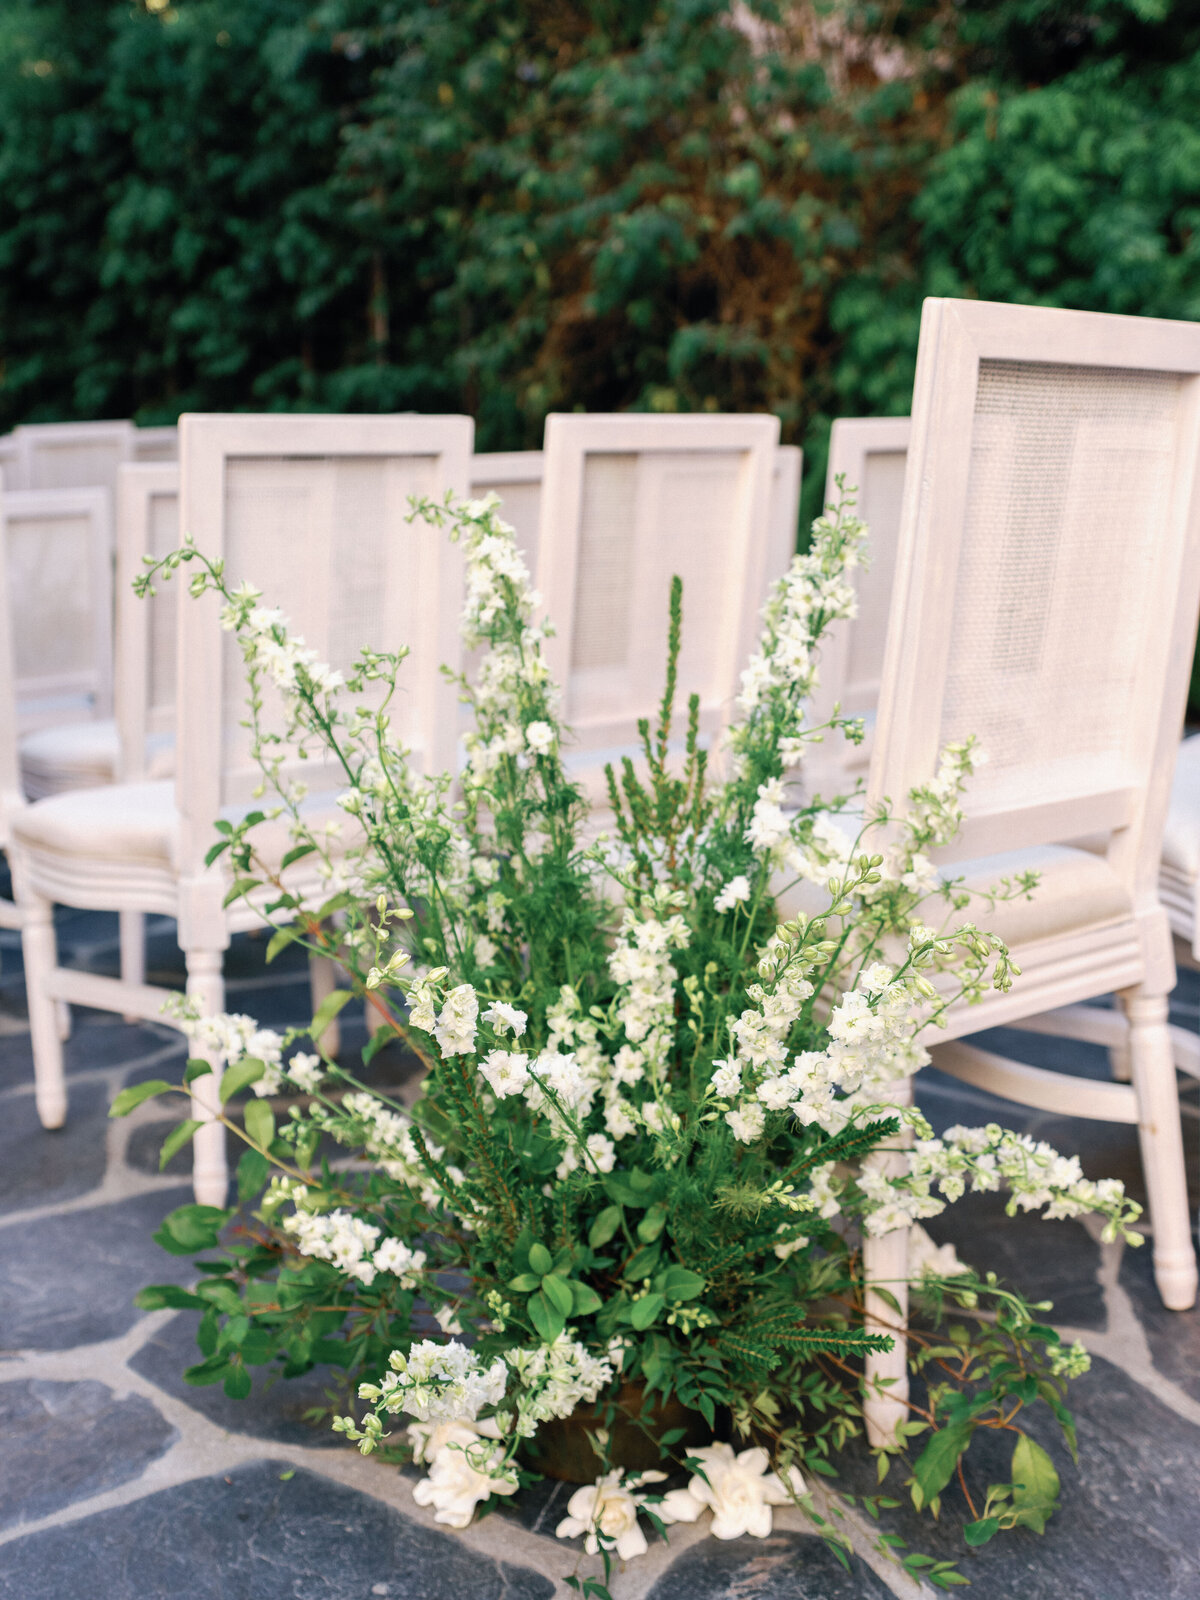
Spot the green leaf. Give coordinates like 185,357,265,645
183,1058,213,1085
311,986,353,1039
528,1242,553,1275
529,1291,566,1344
153,1203,230,1256
109,1079,174,1118
912,1421,974,1505
223,1363,253,1399
588,1206,622,1249
237,1148,271,1203
625,1243,661,1280
243,1099,275,1149
362,1023,394,1065
222,876,261,908
630,1292,665,1331
541,1273,574,1317
637,1202,667,1243
1010,1434,1060,1532
265,926,301,963
571,1281,604,1316
160,1119,203,1171
183,1355,232,1387
204,838,230,868
507,1273,540,1293
964,1518,999,1547
280,842,317,870
659,1265,705,1302
219,1057,266,1103
133,1284,206,1311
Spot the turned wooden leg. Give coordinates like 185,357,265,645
185,947,228,1208
22,891,67,1130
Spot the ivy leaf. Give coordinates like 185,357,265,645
160,1119,203,1171
109,1080,174,1118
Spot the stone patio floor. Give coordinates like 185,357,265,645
2,905,1200,1598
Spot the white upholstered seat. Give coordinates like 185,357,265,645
1161,734,1200,961
19,718,120,798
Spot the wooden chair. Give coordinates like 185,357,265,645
806,418,910,794
9,420,136,496
469,451,545,570
533,414,789,799
860,298,1200,1445
131,426,179,464
0,471,31,938
12,414,473,1205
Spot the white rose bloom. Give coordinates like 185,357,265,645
555,1469,666,1560
658,1444,804,1540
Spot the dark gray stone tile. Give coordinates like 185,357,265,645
0,1186,195,1351
0,1459,556,1600
0,1078,108,1213
1119,1244,1200,1403
645,1531,895,1598
921,1190,1105,1331
131,1312,348,1449
0,1378,176,1531
125,1118,232,1179
0,1015,183,1093
830,1357,1200,1599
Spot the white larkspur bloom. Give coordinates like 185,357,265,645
659,1445,805,1540
435,984,479,1056
482,1001,528,1038
372,1238,427,1287
374,1340,507,1424
283,1209,381,1285
725,1101,766,1143
524,720,555,755
474,933,499,967
412,1441,518,1529
604,1095,638,1141
710,1059,742,1100
907,1223,968,1282
714,874,752,913
585,1133,616,1174
504,1334,615,1437
479,1049,531,1099
555,1469,667,1560
286,1051,324,1092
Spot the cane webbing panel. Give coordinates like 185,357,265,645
845,448,906,705
939,360,1184,822
27,441,125,495
147,489,180,729
567,450,747,731
219,454,437,804
8,510,98,712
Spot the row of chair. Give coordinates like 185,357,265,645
5,303,1200,1460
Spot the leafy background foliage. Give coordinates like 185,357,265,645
2,0,1198,706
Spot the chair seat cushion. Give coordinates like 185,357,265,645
20,719,119,798
11,780,178,866
1162,734,1200,880
949,843,1132,949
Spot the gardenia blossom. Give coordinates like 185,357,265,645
556,1470,667,1560
659,1445,805,1540
406,1415,501,1466
412,1439,518,1529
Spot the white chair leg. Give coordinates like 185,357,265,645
119,910,146,1023
186,947,229,1208
1109,1035,1132,1083
309,948,341,1057
55,1000,71,1042
1121,987,1198,1311
22,891,67,1130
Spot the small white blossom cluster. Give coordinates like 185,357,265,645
359,1339,508,1424
172,1005,287,1096
280,1207,426,1288
503,1333,615,1438
219,587,344,698
859,1122,1141,1239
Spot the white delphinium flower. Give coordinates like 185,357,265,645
412,1439,518,1528
435,984,479,1056
525,720,555,755
659,1444,805,1540
479,1049,531,1099
709,1059,742,1100
773,1226,810,1261
434,1305,465,1335
585,1132,616,1173
907,1223,968,1281
406,976,440,1034
555,1469,667,1560
482,1001,527,1038
714,874,752,913
179,1010,287,1096
283,1208,381,1285
505,1334,614,1437
725,1101,766,1143
286,1052,324,1093
363,1340,507,1424
744,777,791,855
474,933,498,967
604,1094,638,1141
372,1237,427,1287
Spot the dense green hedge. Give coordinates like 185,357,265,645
2,0,1198,704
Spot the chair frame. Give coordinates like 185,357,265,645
860,297,1200,1443
16,414,474,1203
535,413,782,760
10,420,136,493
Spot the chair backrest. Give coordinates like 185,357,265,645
470,452,544,571
115,462,180,782
0,436,20,489
0,473,27,843
11,421,135,496
1,486,114,730
176,414,473,866
869,298,1200,903
807,418,911,787
535,414,782,771
131,426,179,464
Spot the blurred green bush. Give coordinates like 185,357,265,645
1,0,1197,707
